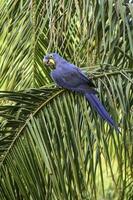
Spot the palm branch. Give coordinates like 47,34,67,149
0,0,133,199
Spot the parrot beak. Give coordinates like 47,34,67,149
43,57,55,66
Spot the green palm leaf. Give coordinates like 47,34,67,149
0,70,133,199
0,0,133,199
0,0,133,90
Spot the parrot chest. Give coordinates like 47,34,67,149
51,68,66,87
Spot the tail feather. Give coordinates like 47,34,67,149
85,92,119,132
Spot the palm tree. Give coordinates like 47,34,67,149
0,0,133,199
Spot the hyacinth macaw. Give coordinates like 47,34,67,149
43,53,119,132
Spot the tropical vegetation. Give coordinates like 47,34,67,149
0,0,133,199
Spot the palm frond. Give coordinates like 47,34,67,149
0,70,132,199
0,0,133,199
0,0,133,90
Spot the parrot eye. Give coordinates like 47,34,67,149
49,55,53,58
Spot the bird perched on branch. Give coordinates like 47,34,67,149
43,52,119,132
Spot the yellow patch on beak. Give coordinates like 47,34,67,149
48,58,55,65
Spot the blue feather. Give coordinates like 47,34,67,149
85,93,120,132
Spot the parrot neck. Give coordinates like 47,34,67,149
56,58,68,67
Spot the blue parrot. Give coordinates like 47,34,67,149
43,53,119,132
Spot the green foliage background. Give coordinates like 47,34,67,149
0,0,133,199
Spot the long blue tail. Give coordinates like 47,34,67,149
85,92,119,132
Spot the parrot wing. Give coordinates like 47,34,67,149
51,65,96,92
54,63,95,86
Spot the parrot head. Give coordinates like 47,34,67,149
43,53,61,67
